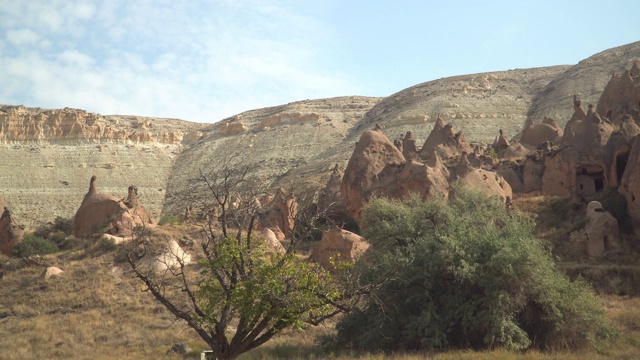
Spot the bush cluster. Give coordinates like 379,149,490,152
12,234,60,258
337,188,615,352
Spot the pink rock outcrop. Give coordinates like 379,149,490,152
418,116,473,159
341,127,406,223
520,118,563,148
597,60,640,125
453,153,512,202
0,106,189,144
318,164,350,221
311,226,370,271
258,188,298,240
0,202,24,255
73,176,153,238
43,266,64,280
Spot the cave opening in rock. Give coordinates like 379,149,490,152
616,151,630,184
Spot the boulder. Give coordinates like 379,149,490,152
73,176,154,239
43,266,64,280
570,201,620,257
311,226,370,270
260,228,286,255
142,240,191,273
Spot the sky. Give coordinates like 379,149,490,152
0,0,638,123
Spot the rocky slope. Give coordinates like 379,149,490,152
1,41,639,226
0,106,207,227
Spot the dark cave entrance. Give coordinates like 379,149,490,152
616,151,630,185
576,165,605,196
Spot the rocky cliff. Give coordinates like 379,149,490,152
2,41,639,227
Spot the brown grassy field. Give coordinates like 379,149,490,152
2,197,640,359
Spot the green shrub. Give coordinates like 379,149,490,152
337,188,615,352
13,234,60,258
158,215,182,226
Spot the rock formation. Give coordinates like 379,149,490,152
597,60,640,125
43,266,64,280
317,164,350,222
569,201,620,257
542,102,614,197
140,240,191,273
453,153,513,202
619,135,640,233
341,127,406,223
370,157,450,205
258,188,298,240
0,201,24,255
311,226,370,271
0,106,202,145
73,176,153,239
520,118,563,148
417,116,473,159
260,228,286,255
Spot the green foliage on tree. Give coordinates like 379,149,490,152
337,188,615,352
127,158,344,360
196,236,340,353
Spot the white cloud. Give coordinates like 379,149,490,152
0,0,360,122
6,29,40,45
57,49,94,67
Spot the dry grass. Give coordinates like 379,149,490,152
2,221,640,360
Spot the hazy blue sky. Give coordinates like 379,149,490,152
0,0,638,123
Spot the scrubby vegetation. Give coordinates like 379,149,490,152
336,189,616,352
4,190,640,359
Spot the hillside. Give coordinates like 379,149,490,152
1,42,640,225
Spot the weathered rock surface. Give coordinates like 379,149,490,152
1,42,640,231
620,136,640,233
0,202,23,255
570,201,620,257
43,266,64,280
139,240,191,273
340,128,406,223
0,106,204,145
311,226,370,270
519,118,563,148
453,153,512,202
317,164,349,222
528,41,640,127
73,176,153,238
258,188,298,240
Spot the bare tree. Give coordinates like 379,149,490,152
126,158,346,360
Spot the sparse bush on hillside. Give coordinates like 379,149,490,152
336,188,616,352
12,234,59,259
32,216,80,251
158,215,182,226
